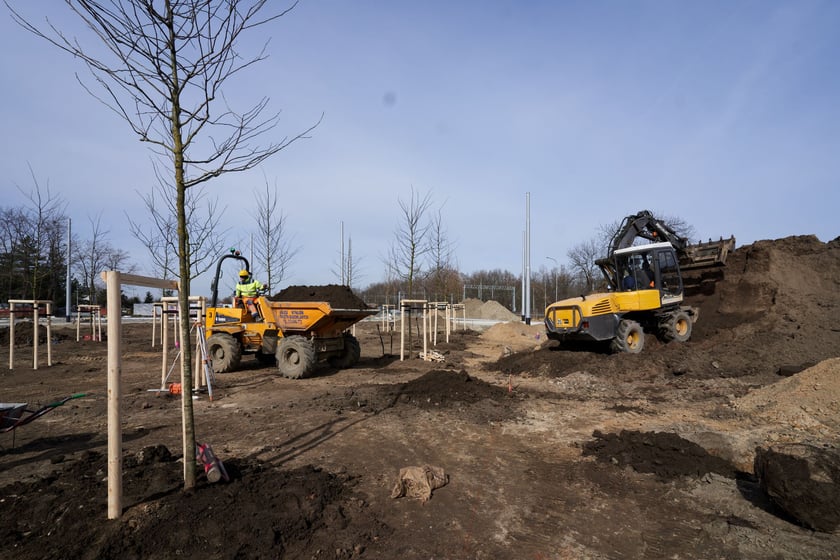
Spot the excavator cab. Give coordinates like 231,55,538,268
605,242,684,305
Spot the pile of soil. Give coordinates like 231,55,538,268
272,284,370,310
0,322,73,346
319,369,522,425
461,298,518,321
582,429,738,481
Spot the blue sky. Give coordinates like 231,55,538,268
2,1,839,296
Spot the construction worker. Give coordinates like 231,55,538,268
235,269,265,321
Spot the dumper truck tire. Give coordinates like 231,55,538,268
277,336,316,379
328,333,361,369
660,310,692,343
611,319,645,354
207,333,242,373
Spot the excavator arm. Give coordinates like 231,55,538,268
606,210,734,270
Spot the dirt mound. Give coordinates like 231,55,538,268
685,235,840,336
0,323,73,346
272,284,370,309
733,357,840,434
395,369,509,408
0,446,383,559
323,369,522,424
582,429,738,481
462,298,518,321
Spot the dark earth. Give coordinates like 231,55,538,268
1,234,839,559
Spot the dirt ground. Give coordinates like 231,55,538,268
1,234,839,559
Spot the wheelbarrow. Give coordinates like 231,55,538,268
1,393,87,445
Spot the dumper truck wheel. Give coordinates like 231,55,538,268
207,333,242,373
611,319,645,354
276,336,316,379
660,310,692,343
328,333,361,369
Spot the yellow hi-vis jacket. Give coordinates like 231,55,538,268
235,279,264,297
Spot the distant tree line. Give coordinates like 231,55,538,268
0,178,135,311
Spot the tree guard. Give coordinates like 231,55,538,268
7,300,53,370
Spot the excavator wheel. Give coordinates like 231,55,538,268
328,333,361,369
276,335,316,379
207,333,242,373
611,319,645,354
660,310,692,343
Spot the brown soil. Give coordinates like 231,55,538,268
2,235,840,559
272,285,371,309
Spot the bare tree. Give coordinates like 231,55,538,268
426,205,457,301
15,166,67,301
567,238,601,293
343,236,362,289
333,223,363,289
127,176,227,289
389,186,433,297
76,213,133,305
9,0,318,489
254,179,298,290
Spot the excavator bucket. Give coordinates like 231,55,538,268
679,236,736,270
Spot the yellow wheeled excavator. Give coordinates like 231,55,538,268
544,210,735,353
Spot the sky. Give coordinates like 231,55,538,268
2,1,839,298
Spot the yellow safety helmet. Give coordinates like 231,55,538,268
238,269,250,278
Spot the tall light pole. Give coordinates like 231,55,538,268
546,256,558,302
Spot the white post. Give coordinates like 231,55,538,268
101,271,178,520
8,302,14,369
46,302,52,366
422,304,428,358
105,271,123,520
432,303,438,346
151,303,158,347
400,302,405,361
32,305,38,370
161,305,170,390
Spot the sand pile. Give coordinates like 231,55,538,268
476,322,546,357
462,298,518,321
734,357,840,434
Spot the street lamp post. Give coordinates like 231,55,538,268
546,256,558,302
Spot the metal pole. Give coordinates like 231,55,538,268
521,231,525,321
525,193,531,325
66,218,72,323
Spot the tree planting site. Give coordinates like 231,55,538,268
1,234,839,559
